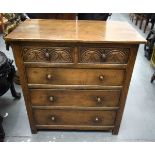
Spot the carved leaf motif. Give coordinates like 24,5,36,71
49,48,72,62
23,48,48,61
22,47,73,63
105,50,128,63
81,50,101,62
80,47,129,64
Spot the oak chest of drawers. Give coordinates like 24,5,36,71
5,19,146,134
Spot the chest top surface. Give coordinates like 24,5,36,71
5,19,146,44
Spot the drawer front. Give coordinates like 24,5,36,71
22,46,74,63
79,47,130,64
27,68,125,86
33,109,116,126
30,89,121,107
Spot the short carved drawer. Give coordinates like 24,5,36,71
27,68,125,86
22,46,74,63
78,47,130,64
33,109,116,127
30,89,121,107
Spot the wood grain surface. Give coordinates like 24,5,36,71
7,19,146,134
27,68,125,86
5,19,146,44
30,89,121,107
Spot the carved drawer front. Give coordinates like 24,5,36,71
22,46,74,63
30,89,121,107
79,47,130,64
27,68,125,86
33,109,116,126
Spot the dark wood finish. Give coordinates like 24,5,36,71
26,13,76,20
5,19,146,134
0,51,21,142
151,72,155,83
0,51,21,98
27,68,125,86
30,89,121,107
144,30,155,60
0,115,5,142
144,14,155,33
130,13,155,33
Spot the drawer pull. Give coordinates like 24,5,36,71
97,97,104,104
51,116,55,121
46,74,52,80
99,75,104,81
102,53,106,61
45,52,50,59
95,117,99,122
97,97,101,103
49,96,54,102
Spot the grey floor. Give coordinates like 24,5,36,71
0,13,155,142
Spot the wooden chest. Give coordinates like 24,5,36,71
5,19,146,134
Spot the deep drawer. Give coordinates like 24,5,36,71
27,68,125,86
33,109,116,126
30,89,121,107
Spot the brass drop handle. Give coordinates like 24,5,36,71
51,116,55,121
102,53,106,61
45,52,50,59
49,96,54,102
99,75,104,81
47,74,52,80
